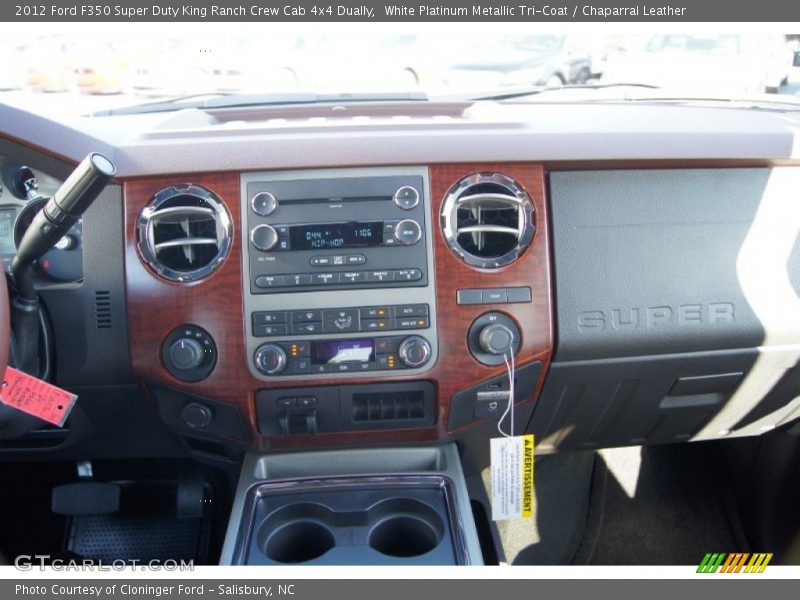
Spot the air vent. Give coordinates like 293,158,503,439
441,172,535,268
94,291,112,330
137,183,232,282
352,392,426,422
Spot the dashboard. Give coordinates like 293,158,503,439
0,97,799,460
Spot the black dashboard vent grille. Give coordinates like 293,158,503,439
352,392,426,422
441,173,535,269
94,290,112,330
137,184,232,283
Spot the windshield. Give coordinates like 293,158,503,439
0,25,798,115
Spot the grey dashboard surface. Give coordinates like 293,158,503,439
548,168,776,361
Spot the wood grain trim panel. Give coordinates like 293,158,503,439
124,164,553,449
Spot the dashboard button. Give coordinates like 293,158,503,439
457,289,483,305
360,306,390,319
393,269,422,281
323,309,359,333
507,287,532,303
376,354,402,370
394,304,428,318
282,341,310,357
397,317,429,330
251,224,279,251
481,288,508,304
311,272,339,285
255,275,285,288
310,256,332,266
254,324,288,337
286,357,311,374
362,319,391,332
340,271,366,283
297,396,318,408
277,397,296,409
366,270,392,283
347,254,367,265
331,255,347,266
292,322,322,335
376,337,402,353
253,311,287,324
286,274,312,287
292,310,322,323
311,364,331,374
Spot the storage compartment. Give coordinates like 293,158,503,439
235,476,463,565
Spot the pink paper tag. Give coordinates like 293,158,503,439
0,367,78,426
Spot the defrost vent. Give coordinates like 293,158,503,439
137,183,232,282
440,172,535,268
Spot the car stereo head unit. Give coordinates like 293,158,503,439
241,167,438,382
245,173,428,294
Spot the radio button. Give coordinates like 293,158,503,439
254,324,288,337
393,186,420,210
383,221,397,245
394,219,422,246
292,322,322,335
251,224,279,252
251,191,278,216
362,319,391,332
347,254,367,265
360,306,390,319
311,272,339,285
255,275,285,288
310,256,332,266
277,238,291,251
331,255,347,266
394,304,428,318
253,311,287,325
366,270,392,283
292,310,322,323
340,271,366,284
323,309,359,333
393,269,423,282
286,274,312,287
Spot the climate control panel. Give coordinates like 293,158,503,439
253,335,433,377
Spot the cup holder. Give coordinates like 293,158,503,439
367,498,445,558
258,503,336,564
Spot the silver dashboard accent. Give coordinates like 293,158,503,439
137,183,232,283
441,172,535,269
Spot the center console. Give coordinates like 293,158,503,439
240,167,438,382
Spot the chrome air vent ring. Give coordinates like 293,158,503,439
440,172,535,269
137,183,233,283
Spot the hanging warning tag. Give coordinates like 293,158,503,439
0,367,78,427
491,434,535,521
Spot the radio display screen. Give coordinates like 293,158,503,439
312,339,375,364
290,221,383,250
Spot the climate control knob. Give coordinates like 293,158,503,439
250,224,279,252
397,336,432,368
168,338,205,370
254,343,288,375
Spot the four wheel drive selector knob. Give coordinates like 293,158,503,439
254,343,288,375
478,323,516,356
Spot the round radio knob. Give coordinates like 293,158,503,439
394,219,422,246
254,343,287,375
251,191,278,216
168,338,205,371
398,336,432,368
479,323,515,356
393,185,419,210
251,224,279,252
